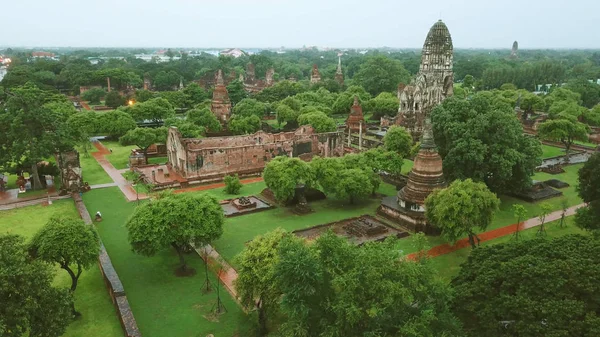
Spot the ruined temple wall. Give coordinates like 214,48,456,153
168,126,343,179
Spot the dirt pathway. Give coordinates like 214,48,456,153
406,203,586,260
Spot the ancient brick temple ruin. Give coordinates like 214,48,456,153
55,150,84,194
242,63,276,93
378,121,446,234
165,125,343,183
335,56,344,86
210,69,232,125
310,64,321,84
383,20,454,140
345,96,365,133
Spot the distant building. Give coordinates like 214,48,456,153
31,51,55,58
219,48,247,58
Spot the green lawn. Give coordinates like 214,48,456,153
82,187,252,337
402,159,414,174
0,200,122,337
395,163,584,254
78,147,113,185
188,181,267,201
428,217,586,281
541,144,564,158
148,156,167,165
101,140,137,170
212,182,398,268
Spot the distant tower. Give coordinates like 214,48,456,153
246,63,256,83
511,41,519,58
179,77,184,91
395,20,454,140
210,70,232,125
335,55,344,86
310,64,321,84
265,68,275,86
345,96,365,133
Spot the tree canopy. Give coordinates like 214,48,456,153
119,127,168,163
126,193,224,272
352,55,411,96
383,125,413,158
263,156,314,203
0,234,73,337
425,179,500,248
452,234,600,337
29,216,100,314
431,94,542,193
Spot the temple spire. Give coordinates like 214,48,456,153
336,56,342,74
216,69,224,86
420,118,436,149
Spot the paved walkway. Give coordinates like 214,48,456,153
406,203,586,260
0,186,59,207
0,195,71,211
91,141,145,201
193,244,240,300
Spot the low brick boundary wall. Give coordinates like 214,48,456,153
72,193,142,337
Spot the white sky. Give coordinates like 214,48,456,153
2,0,598,49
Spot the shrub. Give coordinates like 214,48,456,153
224,174,243,194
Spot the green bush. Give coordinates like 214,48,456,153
224,174,243,195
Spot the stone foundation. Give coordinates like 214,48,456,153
377,196,440,235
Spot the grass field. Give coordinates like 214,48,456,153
428,217,586,281
83,187,252,337
0,200,122,337
100,141,137,170
148,156,168,165
541,144,564,158
78,147,113,185
187,181,268,201
212,182,398,268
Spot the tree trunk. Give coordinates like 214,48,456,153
349,195,354,205
143,147,149,165
257,300,268,336
30,163,43,190
563,141,571,165
172,243,186,271
62,264,82,316
468,233,477,249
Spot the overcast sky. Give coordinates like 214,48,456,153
2,0,598,49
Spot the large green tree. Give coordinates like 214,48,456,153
232,98,267,117
29,216,100,315
186,108,221,132
537,116,589,163
575,153,600,231
0,84,78,190
234,229,287,336
126,193,224,273
119,127,168,164
96,110,137,138
352,55,411,96
274,232,463,337
128,97,175,124
228,115,261,135
383,125,413,158
425,179,500,248
452,235,600,337
297,111,337,133
431,94,542,193
0,234,73,337
81,87,105,104
263,156,314,204
364,92,400,119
